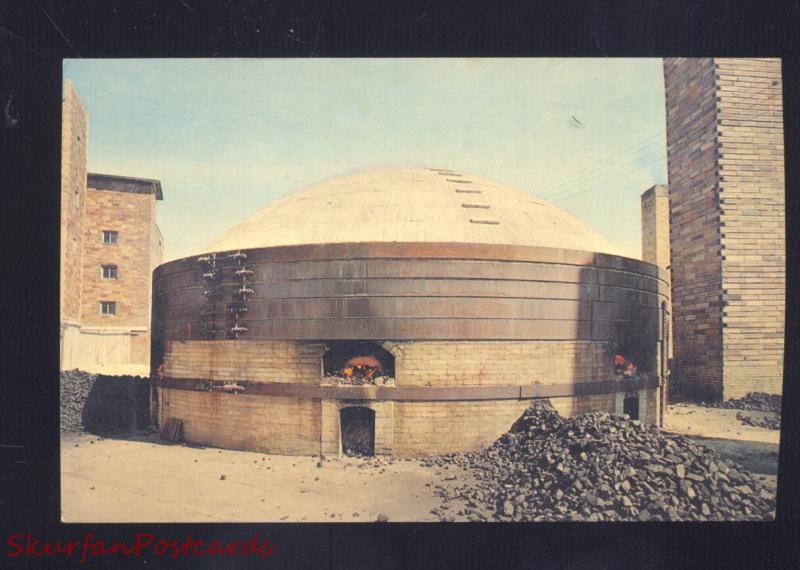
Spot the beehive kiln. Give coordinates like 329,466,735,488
151,168,669,456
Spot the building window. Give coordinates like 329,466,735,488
100,301,117,316
102,230,118,244
101,264,118,280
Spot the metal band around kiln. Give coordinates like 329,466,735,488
157,376,659,401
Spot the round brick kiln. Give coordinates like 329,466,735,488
151,168,670,457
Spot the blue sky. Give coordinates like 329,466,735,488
63,58,667,261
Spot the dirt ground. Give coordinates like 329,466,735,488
61,403,779,523
663,403,780,444
61,433,470,523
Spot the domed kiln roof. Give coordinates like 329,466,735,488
202,168,622,255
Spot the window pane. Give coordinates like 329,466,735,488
100,301,117,315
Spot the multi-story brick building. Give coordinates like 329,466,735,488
663,58,785,400
60,79,164,375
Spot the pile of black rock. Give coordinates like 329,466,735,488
60,370,150,435
707,392,782,413
60,369,96,433
423,401,776,522
706,392,782,431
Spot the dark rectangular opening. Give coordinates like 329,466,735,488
623,396,639,420
340,406,375,457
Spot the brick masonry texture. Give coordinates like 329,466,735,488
395,340,615,386
81,188,156,328
158,385,658,457
663,58,785,399
715,58,785,398
159,339,659,455
163,340,618,386
60,80,87,323
159,388,322,455
640,185,673,363
641,185,670,270
163,340,323,383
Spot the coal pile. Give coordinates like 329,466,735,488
705,392,781,431
706,392,781,413
60,370,150,435
61,369,96,433
424,402,776,522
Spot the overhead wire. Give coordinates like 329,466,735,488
541,80,778,206
537,131,665,196
543,144,667,203
543,143,667,203
552,154,666,204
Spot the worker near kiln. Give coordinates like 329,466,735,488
614,354,638,379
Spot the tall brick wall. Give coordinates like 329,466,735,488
663,58,785,399
640,185,673,363
60,80,88,323
715,58,785,398
664,58,723,399
81,188,155,328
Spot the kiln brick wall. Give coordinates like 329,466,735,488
60,80,88,323
158,339,658,456
663,58,785,399
394,341,614,386
550,393,616,418
392,400,533,456
163,340,323,383
157,387,657,457
391,391,655,457
715,58,785,398
159,388,321,455
163,340,618,386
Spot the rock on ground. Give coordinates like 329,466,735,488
423,401,776,522
703,392,781,413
